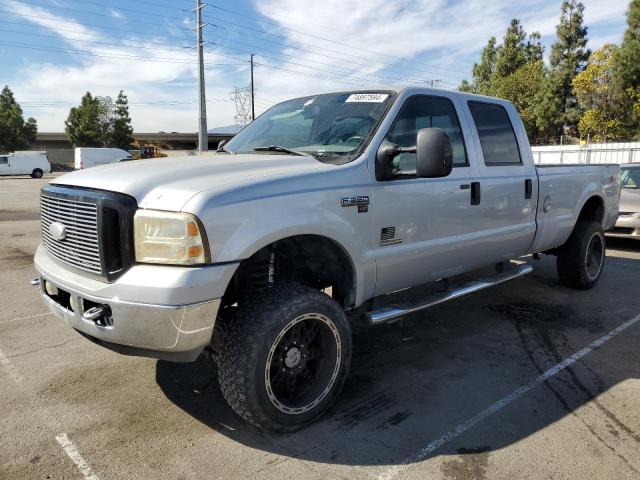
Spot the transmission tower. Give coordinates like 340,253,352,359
230,86,253,125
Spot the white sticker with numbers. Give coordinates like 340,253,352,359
345,93,389,103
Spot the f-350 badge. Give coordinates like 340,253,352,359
341,195,369,213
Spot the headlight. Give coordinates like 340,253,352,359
134,210,209,265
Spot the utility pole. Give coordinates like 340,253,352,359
250,54,255,121
195,0,208,153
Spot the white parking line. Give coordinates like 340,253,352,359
377,313,640,480
55,433,100,480
0,312,51,325
0,346,23,383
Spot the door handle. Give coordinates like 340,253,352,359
525,179,533,199
471,182,481,205
459,184,471,190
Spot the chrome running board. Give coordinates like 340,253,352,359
366,264,533,325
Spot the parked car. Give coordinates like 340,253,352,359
33,88,620,432
0,152,51,178
608,163,640,239
74,148,133,169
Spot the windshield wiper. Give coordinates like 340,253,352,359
253,145,307,156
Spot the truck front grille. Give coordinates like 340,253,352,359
40,186,137,282
41,194,102,274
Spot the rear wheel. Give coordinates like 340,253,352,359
557,220,606,290
31,168,43,178
217,284,351,432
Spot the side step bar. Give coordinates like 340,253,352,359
366,264,533,325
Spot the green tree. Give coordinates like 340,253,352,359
494,19,536,78
612,0,640,136
461,21,542,96
65,92,114,147
0,85,37,152
492,61,547,143
466,37,498,94
542,1,590,135
110,90,134,149
573,45,626,141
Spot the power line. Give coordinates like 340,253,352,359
4,4,459,85
0,40,242,65
201,4,468,77
208,43,456,89
203,22,461,84
206,35,426,85
0,27,203,55
24,0,191,25
0,18,194,51
0,9,191,43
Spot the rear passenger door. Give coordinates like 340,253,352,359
465,101,538,260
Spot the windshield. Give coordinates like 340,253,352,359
620,166,640,189
224,91,395,162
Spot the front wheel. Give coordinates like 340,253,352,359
218,284,352,432
557,220,606,290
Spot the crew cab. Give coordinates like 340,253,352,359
33,88,620,432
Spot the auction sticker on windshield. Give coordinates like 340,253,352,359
345,93,389,103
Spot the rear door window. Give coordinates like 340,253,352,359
468,101,522,166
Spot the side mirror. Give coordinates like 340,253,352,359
216,139,227,152
415,128,453,178
375,127,453,181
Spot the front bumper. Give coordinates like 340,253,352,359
608,213,640,239
34,246,238,362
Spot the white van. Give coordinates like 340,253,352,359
75,148,133,169
0,153,51,178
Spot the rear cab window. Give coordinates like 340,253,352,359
468,101,522,166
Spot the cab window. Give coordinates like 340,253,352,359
385,96,468,176
0,157,8,165
468,101,522,166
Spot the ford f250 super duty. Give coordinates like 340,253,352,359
33,88,620,432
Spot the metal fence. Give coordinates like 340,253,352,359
531,141,640,165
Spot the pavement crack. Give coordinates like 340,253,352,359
8,337,81,358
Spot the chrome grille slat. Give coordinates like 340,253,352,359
41,207,96,223
42,231,100,257
41,208,96,225
41,193,102,274
40,198,96,211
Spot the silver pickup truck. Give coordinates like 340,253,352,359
34,88,620,432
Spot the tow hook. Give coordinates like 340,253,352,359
83,306,105,321
82,305,113,327
30,277,41,286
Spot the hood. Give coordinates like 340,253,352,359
620,188,640,213
51,154,330,210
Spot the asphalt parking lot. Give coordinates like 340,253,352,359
1,173,639,480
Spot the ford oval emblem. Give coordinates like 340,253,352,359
49,221,67,241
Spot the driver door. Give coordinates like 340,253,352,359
371,94,490,296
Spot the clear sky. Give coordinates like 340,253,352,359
0,0,631,132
